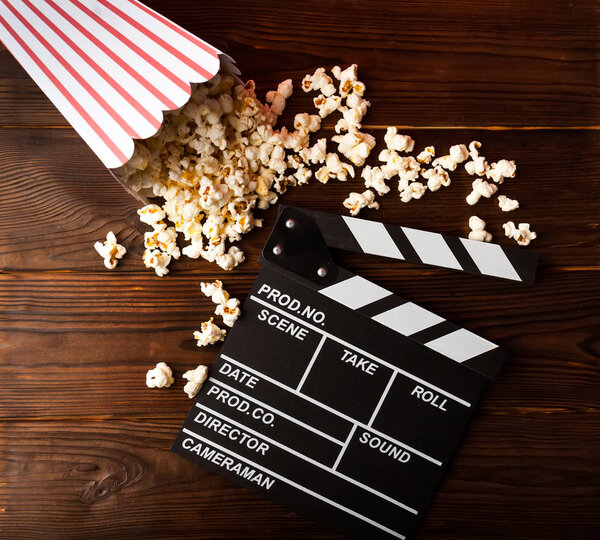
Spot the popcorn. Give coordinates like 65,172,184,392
397,156,421,186
384,127,414,153
335,106,364,134
293,113,321,133
432,154,457,171
200,280,229,305
215,246,245,271
215,297,241,327
119,72,333,274
469,140,482,158
146,362,174,389
345,93,370,114
294,165,313,185
315,153,355,183
94,231,126,270
464,156,489,176
421,166,451,192
449,144,469,164
486,159,517,184
300,138,327,165
361,165,389,195
503,221,537,246
498,195,520,212
302,67,336,97
143,248,171,277
466,178,499,205
332,131,376,167
331,63,366,98
144,225,181,259
399,182,426,203
313,94,342,118
265,78,293,116
378,149,402,179
468,215,492,242
137,204,166,226
183,365,209,399
416,146,435,164
193,318,227,347
342,189,379,216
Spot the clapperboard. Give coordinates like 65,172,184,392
173,206,537,540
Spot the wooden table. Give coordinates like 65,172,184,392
1,1,599,538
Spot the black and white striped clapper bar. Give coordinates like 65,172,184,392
173,206,538,540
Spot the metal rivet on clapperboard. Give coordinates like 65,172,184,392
272,244,283,256
285,218,296,229
317,267,328,277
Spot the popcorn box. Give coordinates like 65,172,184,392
0,0,238,201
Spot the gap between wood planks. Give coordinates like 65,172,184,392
0,125,599,130
0,266,598,276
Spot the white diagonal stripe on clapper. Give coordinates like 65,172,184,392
320,275,391,310
401,227,462,270
372,302,445,336
460,238,521,281
425,328,497,362
343,216,404,259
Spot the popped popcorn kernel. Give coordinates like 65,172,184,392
503,221,537,246
343,189,379,216
498,195,520,212
332,131,376,167
399,182,426,203
384,127,414,153
200,280,229,305
486,159,517,184
193,318,227,347
302,68,336,97
215,297,241,327
466,178,498,205
468,215,492,242
94,231,126,270
421,166,451,192
416,146,435,164
183,365,209,399
146,362,174,389
362,165,389,196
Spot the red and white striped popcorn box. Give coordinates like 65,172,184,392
0,0,238,200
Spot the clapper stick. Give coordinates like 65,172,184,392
290,206,538,285
264,206,521,381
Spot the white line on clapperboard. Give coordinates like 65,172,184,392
296,334,327,392
209,378,344,446
332,425,357,471
250,294,471,408
182,427,407,540
195,403,418,515
220,355,442,467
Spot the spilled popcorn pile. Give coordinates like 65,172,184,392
95,63,537,273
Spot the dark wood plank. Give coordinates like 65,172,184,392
0,414,597,540
0,0,598,128
1,1,599,538
0,128,598,272
0,268,598,419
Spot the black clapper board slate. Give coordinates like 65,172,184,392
172,206,538,540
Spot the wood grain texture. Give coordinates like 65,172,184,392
1,0,599,538
1,415,598,540
0,0,599,128
0,268,598,420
